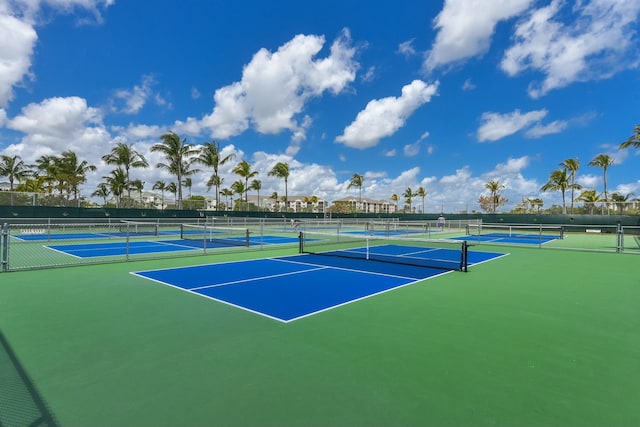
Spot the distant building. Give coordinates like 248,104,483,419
333,196,396,214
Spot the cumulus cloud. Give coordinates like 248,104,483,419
195,29,358,141
6,96,110,160
335,80,439,149
501,0,640,98
241,151,343,201
121,123,165,140
424,0,533,72
0,12,37,107
0,0,113,108
477,109,550,142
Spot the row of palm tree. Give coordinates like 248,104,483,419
388,186,427,213
541,153,617,214
0,150,96,206
1,125,639,211
0,131,293,210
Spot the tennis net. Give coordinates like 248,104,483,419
119,220,159,237
466,223,563,241
299,231,469,271
180,224,250,247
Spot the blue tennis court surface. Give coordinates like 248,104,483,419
46,235,299,258
132,246,506,322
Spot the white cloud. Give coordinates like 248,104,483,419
0,12,37,108
477,109,548,142
191,87,201,100
112,75,158,114
197,29,358,141
462,79,476,91
525,120,567,138
0,0,113,108
335,80,439,149
122,123,165,140
403,141,420,157
501,0,640,98
398,39,416,57
383,148,397,157
424,0,533,72
6,96,110,160
577,173,599,189
361,66,376,83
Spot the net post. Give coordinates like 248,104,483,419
298,231,304,253
616,222,624,253
2,223,9,272
125,222,130,261
245,229,250,247
461,240,469,272
202,224,207,254
539,223,542,248
365,236,370,260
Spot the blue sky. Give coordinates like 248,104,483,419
1,0,639,212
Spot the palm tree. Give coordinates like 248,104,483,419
196,141,235,210
416,186,427,213
183,177,193,198
609,192,633,214
230,180,246,210
206,175,223,209
270,191,279,212
484,179,505,214
103,168,127,208
59,150,96,206
269,162,290,212
151,132,200,209
152,180,167,210
16,176,46,194
0,155,31,191
541,169,570,214
347,173,364,211
619,124,640,149
101,142,148,202
390,193,399,212
576,189,602,215
166,182,178,206
559,158,581,214
221,188,233,211
130,179,145,205
529,197,544,213
92,183,110,206
232,160,258,209
34,155,58,199
250,179,262,211
588,154,614,203
403,187,416,213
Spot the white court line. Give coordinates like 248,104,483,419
189,266,329,291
